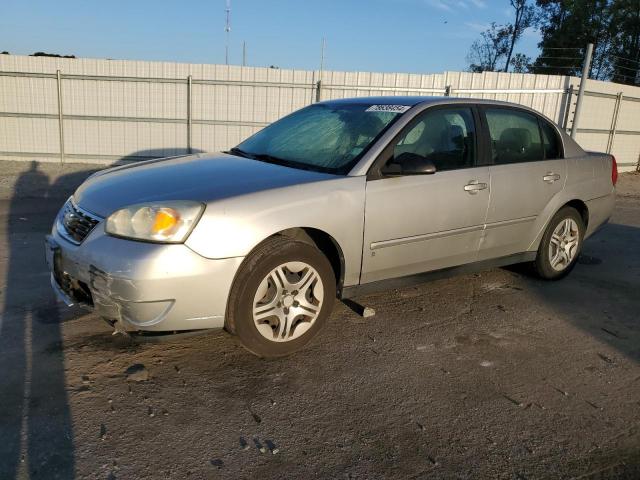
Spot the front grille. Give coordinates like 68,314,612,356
59,200,101,244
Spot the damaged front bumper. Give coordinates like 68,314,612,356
45,223,244,332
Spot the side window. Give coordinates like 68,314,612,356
392,107,476,172
485,109,544,164
398,122,425,146
540,119,562,160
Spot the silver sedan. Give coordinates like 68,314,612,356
46,97,616,357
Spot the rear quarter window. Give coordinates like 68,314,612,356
540,119,562,159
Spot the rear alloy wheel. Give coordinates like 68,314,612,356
534,206,585,280
226,236,335,357
548,218,580,272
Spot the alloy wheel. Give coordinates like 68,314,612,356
548,218,580,271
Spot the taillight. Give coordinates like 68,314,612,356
611,155,618,186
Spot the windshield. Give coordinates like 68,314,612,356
232,103,408,174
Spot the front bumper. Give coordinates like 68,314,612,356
46,223,244,332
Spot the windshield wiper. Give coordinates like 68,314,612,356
251,153,321,172
227,147,260,159
251,153,289,165
228,148,323,172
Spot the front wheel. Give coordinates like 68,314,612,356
533,206,585,280
226,236,336,358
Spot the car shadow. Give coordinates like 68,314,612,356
0,151,207,479
523,221,640,364
0,162,77,479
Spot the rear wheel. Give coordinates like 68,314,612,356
226,236,335,357
533,206,584,280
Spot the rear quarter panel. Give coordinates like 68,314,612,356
526,151,615,251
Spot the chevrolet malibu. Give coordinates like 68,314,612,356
46,97,617,357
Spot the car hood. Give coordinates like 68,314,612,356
73,152,336,217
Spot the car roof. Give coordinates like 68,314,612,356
318,96,526,109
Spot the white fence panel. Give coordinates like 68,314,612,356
0,54,638,169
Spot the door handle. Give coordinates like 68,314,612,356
543,172,561,183
464,180,488,194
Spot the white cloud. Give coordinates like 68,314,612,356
425,0,487,12
426,0,453,11
464,21,489,32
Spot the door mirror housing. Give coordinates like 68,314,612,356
382,152,437,176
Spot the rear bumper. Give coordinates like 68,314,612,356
46,223,244,332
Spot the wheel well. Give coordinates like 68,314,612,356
276,227,345,293
565,199,589,228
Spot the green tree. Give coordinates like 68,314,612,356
504,0,536,72
467,1,534,73
466,22,510,72
510,53,532,72
609,0,640,85
30,52,76,58
531,0,613,79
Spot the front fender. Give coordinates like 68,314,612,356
185,176,366,287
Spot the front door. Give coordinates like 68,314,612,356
361,106,490,284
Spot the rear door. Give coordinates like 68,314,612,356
478,107,566,260
361,105,490,284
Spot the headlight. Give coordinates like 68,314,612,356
105,201,204,243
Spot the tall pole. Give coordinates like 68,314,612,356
56,70,65,164
319,37,326,75
224,0,231,65
242,41,246,67
571,43,593,139
606,92,623,154
187,75,192,154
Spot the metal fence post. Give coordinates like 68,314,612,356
187,75,192,154
562,84,574,131
315,38,325,104
606,92,623,154
571,43,593,138
56,69,65,164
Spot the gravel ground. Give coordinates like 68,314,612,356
0,160,639,479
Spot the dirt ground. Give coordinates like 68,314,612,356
1,160,639,480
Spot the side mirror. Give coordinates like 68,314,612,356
382,152,437,176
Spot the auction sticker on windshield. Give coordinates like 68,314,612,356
365,104,411,113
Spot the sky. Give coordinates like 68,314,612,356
0,0,541,74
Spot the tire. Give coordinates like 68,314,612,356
533,206,585,280
226,236,336,358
